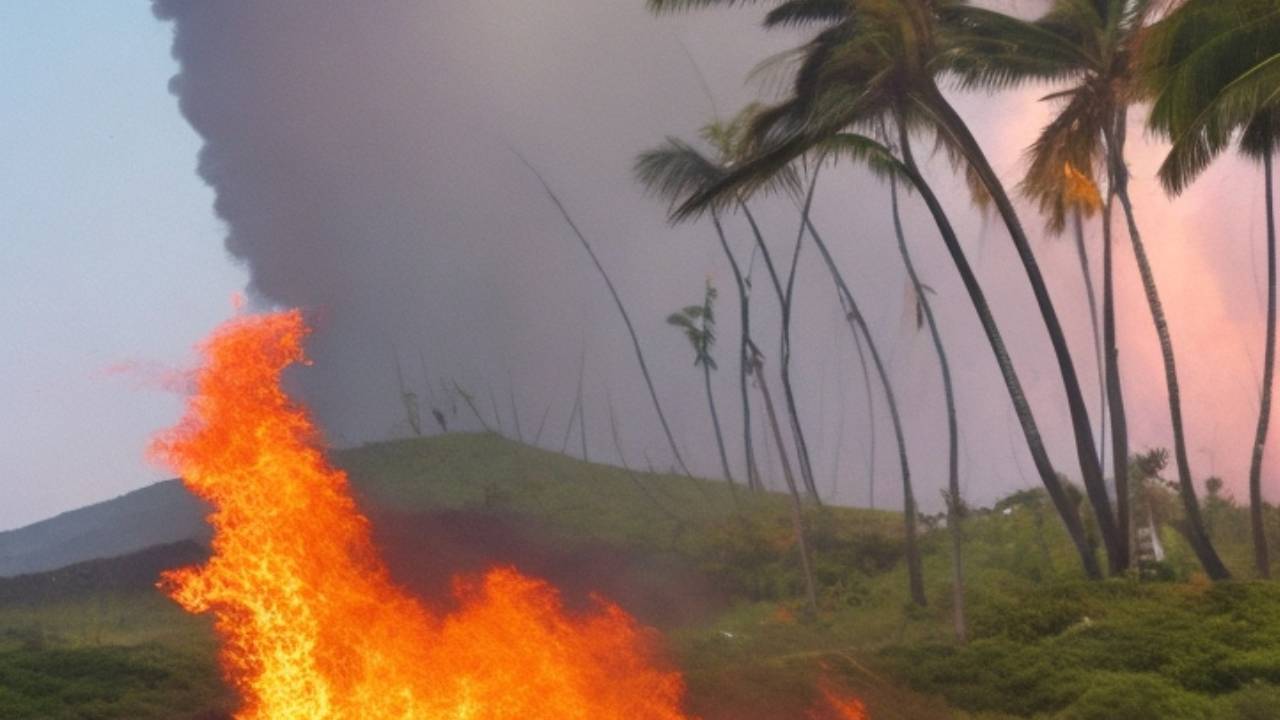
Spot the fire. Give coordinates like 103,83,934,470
816,688,868,720
153,310,691,719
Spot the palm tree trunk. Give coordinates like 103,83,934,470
896,120,1102,579
851,329,878,508
921,85,1122,574
781,183,822,501
533,403,552,446
507,377,525,443
1251,149,1276,579
1073,210,1108,474
805,216,926,607
703,351,736,486
717,209,762,491
1106,116,1230,580
749,342,819,613
517,155,692,476
889,168,962,637
741,201,821,501
1102,195,1132,571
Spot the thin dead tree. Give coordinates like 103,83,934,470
748,339,818,615
513,150,691,476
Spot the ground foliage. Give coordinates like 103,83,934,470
3,434,1280,718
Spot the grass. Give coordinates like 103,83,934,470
4,432,1280,718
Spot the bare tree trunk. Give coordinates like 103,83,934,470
576,349,588,462
1107,115,1229,580
393,352,422,437
516,154,692,475
716,210,761,490
454,382,493,433
923,85,1119,575
889,167,960,636
741,203,820,501
1251,149,1276,579
896,120,1101,579
533,403,552,446
749,342,818,614
507,370,525,443
805,216,926,607
850,328,878,508
561,393,580,455
487,382,505,437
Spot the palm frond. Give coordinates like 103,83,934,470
634,138,728,215
763,0,849,28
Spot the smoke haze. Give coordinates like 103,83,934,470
151,0,1276,513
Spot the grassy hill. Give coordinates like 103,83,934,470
3,432,1280,719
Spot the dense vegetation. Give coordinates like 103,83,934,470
4,434,1280,719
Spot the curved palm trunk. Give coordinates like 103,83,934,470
518,155,692,477
921,86,1122,574
717,210,762,491
750,343,819,613
805,217,926,607
1102,195,1132,571
742,203,821,501
782,192,821,502
1073,210,1108,473
703,352,735,486
889,170,962,638
896,122,1102,579
852,327,878,508
1251,150,1276,579
1107,117,1230,580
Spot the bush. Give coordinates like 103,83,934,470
1054,673,1213,720
1215,683,1280,720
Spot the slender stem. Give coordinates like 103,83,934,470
1073,210,1108,475
716,210,759,490
515,153,692,476
889,162,960,635
750,343,818,614
1251,149,1276,578
742,199,820,500
805,213,925,606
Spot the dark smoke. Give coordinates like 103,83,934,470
152,0,1268,511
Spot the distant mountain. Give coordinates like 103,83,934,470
0,480,210,577
0,540,208,604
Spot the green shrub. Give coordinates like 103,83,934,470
1054,673,1213,720
1215,682,1280,720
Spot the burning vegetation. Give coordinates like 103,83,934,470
152,309,694,719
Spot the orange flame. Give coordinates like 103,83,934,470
819,688,868,720
153,310,691,719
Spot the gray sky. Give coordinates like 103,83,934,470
2,0,1275,531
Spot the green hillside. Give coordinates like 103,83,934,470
3,433,1280,719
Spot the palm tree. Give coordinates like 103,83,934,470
668,281,738,487
635,128,765,489
648,0,1106,578
1143,0,1280,577
636,119,821,497
953,0,1231,578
